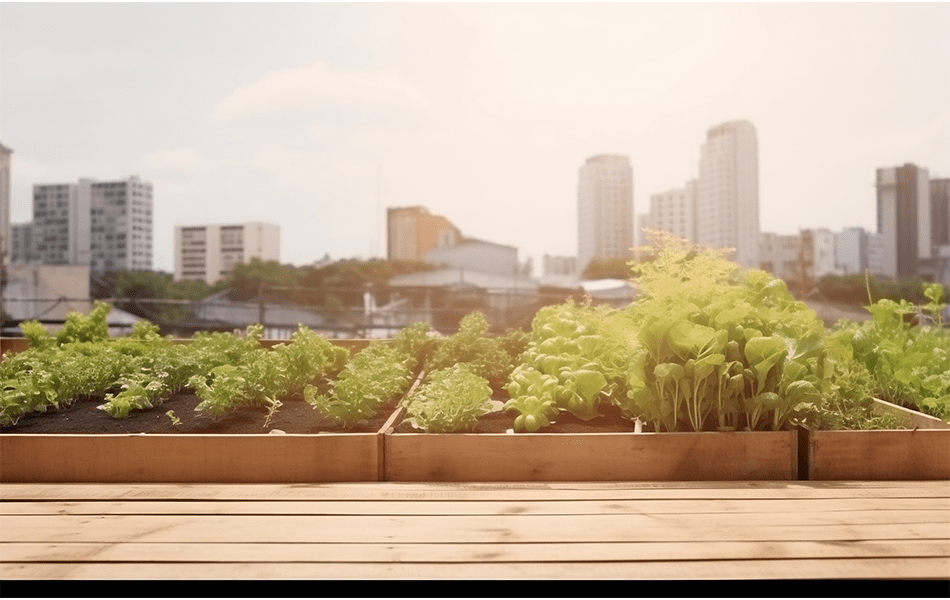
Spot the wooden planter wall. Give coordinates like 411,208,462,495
0,433,380,484
3,338,949,483
0,337,382,484
801,399,950,481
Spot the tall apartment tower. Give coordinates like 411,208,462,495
876,164,931,279
387,206,461,262
931,178,949,250
174,222,280,285
0,143,11,271
577,154,634,273
11,176,153,273
696,120,760,269
645,178,698,244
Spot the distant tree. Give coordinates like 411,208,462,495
92,270,225,324
582,258,632,280
298,258,437,308
224,259,301,301
817,273,944,305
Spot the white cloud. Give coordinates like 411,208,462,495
210,61,432,122
251,143,376,191
140,147,225,174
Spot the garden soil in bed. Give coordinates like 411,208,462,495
0,393,397,435
392,399,640,434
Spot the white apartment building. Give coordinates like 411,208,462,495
645,179,698,243
696,120,760,269
811,228,838,279
876,164,931,279
835,227,871,275
425,238,519,278
10,176,153,273
759,232,801,282
577,154,634,273
174,222,280,285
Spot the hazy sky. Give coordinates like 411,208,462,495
2,2,949,274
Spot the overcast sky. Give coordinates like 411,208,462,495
2,2,948,275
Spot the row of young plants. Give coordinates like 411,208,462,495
500,236,947,433
2,235,947,433
396,237,947,434
0,305,430,428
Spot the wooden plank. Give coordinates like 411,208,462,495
0,434,379,483
385,430,798,481
4,539,947,563
3,481,948,502
3,514,946,544
4,496,945,516
3,557,949,579
871,399,950,430
0,337,29,358
807,429,950,481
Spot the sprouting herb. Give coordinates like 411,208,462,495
166,410,182,426
403,365,500,433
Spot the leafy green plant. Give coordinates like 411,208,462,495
616,234,827,432
403,365,500,433
504,300,630,431
427,312,523,393
831,282,950,422
187,325,347,425
166,410,182,426
304,342,413,428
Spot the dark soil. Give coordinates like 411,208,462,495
2,392,641,435
0,393,399,435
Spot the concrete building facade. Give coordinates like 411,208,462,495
10,176,153,273
645,179,698,244
835,227,872,276
174,221,280,285
425,238,519,278
696,120,760,269
0,143,11,271
759,232,801,282
387,206,461,262
811,227,838,279
875,164,931,279
577,154,634,273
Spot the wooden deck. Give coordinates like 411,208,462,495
1,480,948,580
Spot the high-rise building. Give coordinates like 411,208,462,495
577,154,633,273
875,164,931,279
174,222,280,285
387,206,461,262
11,176,153,273
931,178,949,249
696,120,760,269
0,143,11,271
645,179,698,244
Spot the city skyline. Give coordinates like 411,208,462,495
1,3,948,274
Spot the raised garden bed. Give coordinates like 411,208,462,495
0,336,398,484
383,397,800,482
0,390,398,483
800,399,950,481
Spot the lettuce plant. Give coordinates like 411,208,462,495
618,236,826,431
402,365,500,433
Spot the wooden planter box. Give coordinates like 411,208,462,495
801,399,950,481
382,406,800,482
0,431,382,483
0,337,388,484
